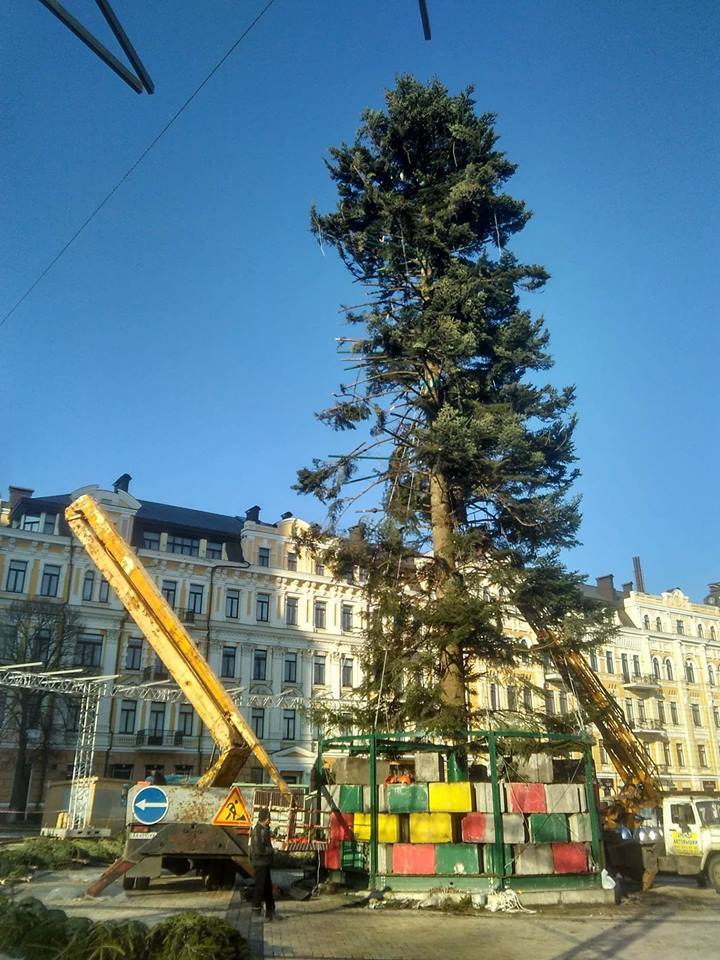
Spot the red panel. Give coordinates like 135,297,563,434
391,843,437,875
506,782,547,813
324,842,341,870
329,811,354,842
551,842,588,874
461,812,489,843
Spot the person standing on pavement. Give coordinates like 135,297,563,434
250,807,281,921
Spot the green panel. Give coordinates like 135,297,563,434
529,813,568,843
387,783,429,813
483,843,513,876
446,750,468,782
505,872,602,891
378,874,495,892
436,843,480,875
341,841,367,870
339,784,364,813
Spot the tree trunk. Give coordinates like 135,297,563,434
429,472,467,717
9,738,31,819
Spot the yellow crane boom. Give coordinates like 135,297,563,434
65,494,291,797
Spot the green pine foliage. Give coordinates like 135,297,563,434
298,76,615,734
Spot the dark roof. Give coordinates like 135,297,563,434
136,500,244,538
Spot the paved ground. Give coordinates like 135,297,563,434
2,869,718,960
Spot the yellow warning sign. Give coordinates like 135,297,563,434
212,786,251,830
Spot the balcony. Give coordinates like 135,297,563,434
629,719,667,741
622,673,660,693
142,665,169,683
544,670,563,684
132,729,198,750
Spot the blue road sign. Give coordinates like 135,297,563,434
132,786,169,825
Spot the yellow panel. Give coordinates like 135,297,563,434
428,782,473,813
353,813,400,843
409,812,453,843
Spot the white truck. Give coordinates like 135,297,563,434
648,793,720,890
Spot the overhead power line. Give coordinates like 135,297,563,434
0,0,277,331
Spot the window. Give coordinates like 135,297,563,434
599,744,608,764
286,597,298,626
665,659,674,681
251,708,265,739
670,702,679,724
258,547,270,567
75,632,103,668
507,686,517,711
178,705,194,736
652,657,660,680
221,646,236,679
225,589,240,619
43,514,57,534
149,703,166,737
98,578,110,603
313,655,326,685
589,650,599,672
39,564,60,597
287,552,297,571
33,629,50,663
5,560,27,593
621,654,630,681
657,700,666,723
119,700,137,734
161,580,177,607
676,619,685,636
341,605,353,632
698,624,704,638
712,626,717,641
144,764,165,779
490,683,499,710
175,764,193,777
685,661,695,683
253,649,267,681
605,651,614,674
110,764,133,780
714,705,720,729
625,699,634,723
256,593,270,622
188,583,204,614
637,699,646,722
66,703,80,732
21,515,40,531
82,571,94,601
125,640,142,671
691,703,702,727
709,665,715,687
643,615,650,630
699,745,709,768
284,653,297,684
143,531,160,551
342,658,354,688
663,743,672,766
632,655,641,677
676,743,685,767
656,617,663,632
282,709,296,740
314,601,326,630
167,535,199,556
315,560,325,576
559,690,568,714
206,541,222,559
545,691,555,715
523,687,533,711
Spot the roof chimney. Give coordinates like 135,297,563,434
622,581,633,597
596,574,616,600
280,511,293,520
113,473,132,493
8,486,34,511
245,505,261,523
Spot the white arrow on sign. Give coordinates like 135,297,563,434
136,799,167,811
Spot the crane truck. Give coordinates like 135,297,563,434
527,613,720,891
64,494,296,895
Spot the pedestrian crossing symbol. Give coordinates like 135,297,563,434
212,786,251,830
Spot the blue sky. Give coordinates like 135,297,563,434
1,1,718,600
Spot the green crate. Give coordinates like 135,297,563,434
436,843,480,875
483,843,513,876
338,784,364,813
341,841,366,870
387,783,429,813
529,813,568,843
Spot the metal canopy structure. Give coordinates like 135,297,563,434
37,0,154,94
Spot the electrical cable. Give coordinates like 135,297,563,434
0,0,277,330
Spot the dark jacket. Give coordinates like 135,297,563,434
250,821,273,867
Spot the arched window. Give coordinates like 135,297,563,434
82,570,94,601
489,683,498,711
652,657,660,680
711,626,717,641
656,617,663,632
664,658,673,681
685,661,695,684
643,614,650,630
698,624,704,638
709,665,716,687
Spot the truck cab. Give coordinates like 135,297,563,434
656,793,720,890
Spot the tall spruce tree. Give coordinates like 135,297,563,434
297,77,613,734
